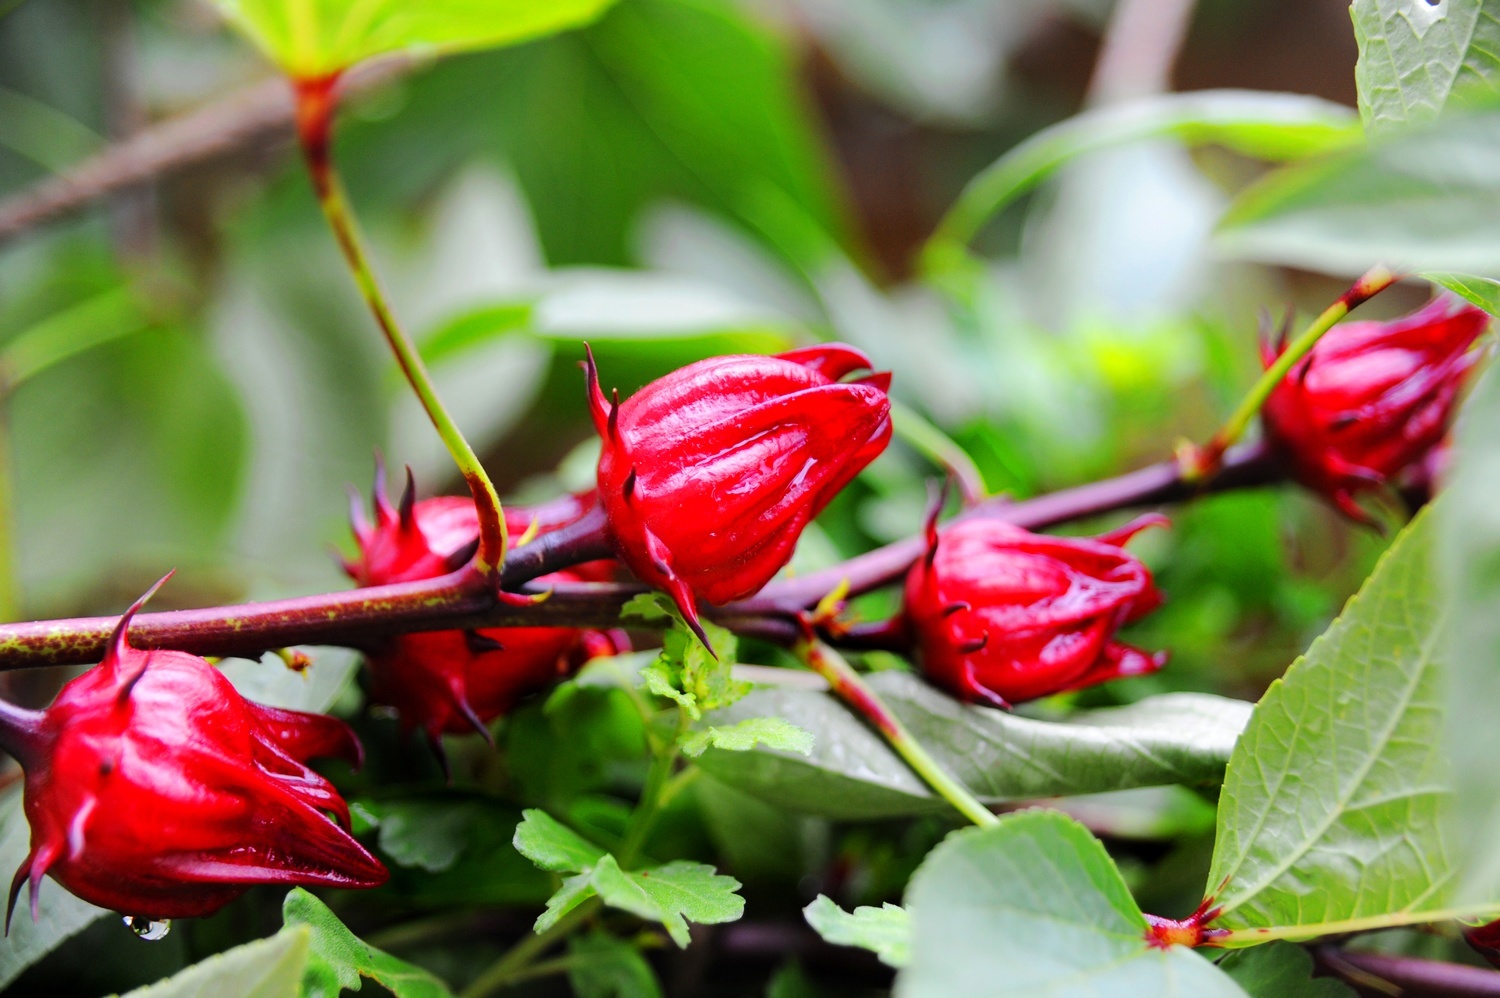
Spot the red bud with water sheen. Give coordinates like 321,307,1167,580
587,344,892,638
1261,297,1489,524
345,472,618,746
0,577,384,925
903,515,1168,708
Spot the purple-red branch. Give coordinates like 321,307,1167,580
0,443,1279,671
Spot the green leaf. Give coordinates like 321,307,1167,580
1432,272,1500,315
372,799,481,874
802,896,910,968
283,888,452,998
1206,508,1457,936
1216,110,1500,277
624,593,747,719
1353,0,1500,133
695,671,1250,820
513,809,607,874
567,932,663,998
536,873,598,934
680,717,814,759
927,89,1359,256
588,856,744,949
1441,366,1500,902
897,811,1245,997
1216,943,1355,998
0,787,106,991
214,0,616,77
116,927,310,998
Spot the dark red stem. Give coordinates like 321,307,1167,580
0,443,1281,670
1315,946,1500,996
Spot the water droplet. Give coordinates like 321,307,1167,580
123,916,170,941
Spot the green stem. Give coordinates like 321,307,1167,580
890,400,986,504
0,413,19,623
796,635,998,827
460,898,602,998
1215,903,1500,947
293,75,508,576
1185,264,1399,480
618,741,680,867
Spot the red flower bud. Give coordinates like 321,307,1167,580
345,472,617,745
587,344,892,638
903,515,1168,708
2,577,385,925
1261,297,1489,523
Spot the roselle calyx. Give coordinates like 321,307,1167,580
586,343,892,640
0,575,385,926
345,469,621,748
902,514,1168,708
1261,296,1489,524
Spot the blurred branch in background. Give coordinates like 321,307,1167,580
1086,0,1197,106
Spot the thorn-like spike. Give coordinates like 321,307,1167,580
957,633,989,655
5,858,27,935
372,452,393,523
397,465,417,531
922,479,948,573
26,842,57,925
942,601,971,618
1277,306,1294,352
609,388,620,439
346,483,371,543
583,344,613,440
442,537,481,573
455,696,495,748
104,571,174,680
464,630,505,654
426,731,452,784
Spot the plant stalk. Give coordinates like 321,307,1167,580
460,897,602,998
796,633,998,828
293,75,509,576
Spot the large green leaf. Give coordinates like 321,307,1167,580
116,927,310,998
1215,110,1500,277
1354,0,1500,132
695,671,1250,820
803,896,910,968
0,787,105,991
283,888,451,998
1216,943,1354,998
1440,366,1500,901
1206,509,1459,937
926,89,1359,259
214,0,615,77
896,811,1245,997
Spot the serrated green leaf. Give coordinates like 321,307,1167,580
1216,943,1355,998
374,799,481,874
284,888,451,998
1216,110,1500,276
1354,0,1500,132
513,809,607,873
214,0,616,77
1206,509,1457,936
536,873,599,934
896,812,1245,997
643,664,699,717
117,927,310,998
696,672,1250,819
567,932,663,998
803,896,910,968
928,89,1358,256
680,717,814,758
626,592,747,718
589,856,744,949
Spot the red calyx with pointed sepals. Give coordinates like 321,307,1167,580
1260,296,1489,524
345,469,620,746
1,575,384,926
586,343,892,640
903,514,1168,708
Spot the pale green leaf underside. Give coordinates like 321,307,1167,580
896,812,1245,997
214,0,616,76
284,888,451,998
803,896,911,968
1354,0,1500,133
696,671,1250,819
681,717,814,758
1217,111,1500,277
1207,509,1456,934
117,928,309,998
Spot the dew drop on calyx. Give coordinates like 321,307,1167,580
123,916,170,941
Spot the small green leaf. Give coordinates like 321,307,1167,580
589,856,745,949
643,663,700,718
1206,508,1456,935
567,932,663,998
1353,0,1500,132
695,672,1250,819
626,593,748,718
513,809,607,873
116,928,310,998
283,888,451,998
1216,943,1355,998
897,811,1244,996
536,873,598,934
375,799,482,874
680,717,814,758
214,0,617,77
803,896,910,968
1432,272,1500,315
